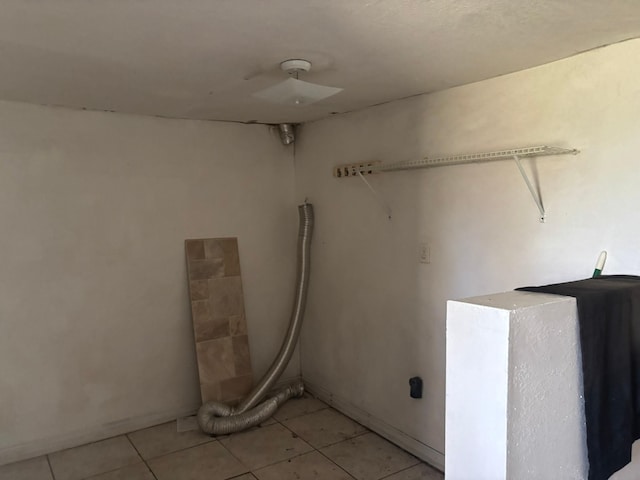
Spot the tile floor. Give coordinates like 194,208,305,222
0,395,443,480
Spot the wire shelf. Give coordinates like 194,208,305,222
333,145,579,223
375,146,577,173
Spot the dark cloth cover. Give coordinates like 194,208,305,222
518,275,640,480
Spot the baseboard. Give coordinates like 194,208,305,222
304,380,445,472
0,404,200,467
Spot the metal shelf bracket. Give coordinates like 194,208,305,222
513,155,546,223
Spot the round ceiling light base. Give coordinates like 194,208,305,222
280,59,312,74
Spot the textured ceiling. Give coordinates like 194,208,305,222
0,1,639,124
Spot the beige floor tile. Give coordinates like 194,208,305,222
48,436,140,480
0,456,52,480
382,463,443,480
253,450,355,480
86,462,155,480
321,432,420,480
148,441,248,480
273,394,328,421
282,408,368,448
228,475,258,479
219,423,313,470
127,420,214,459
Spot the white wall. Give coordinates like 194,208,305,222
0,100,298,464
295,38,640,468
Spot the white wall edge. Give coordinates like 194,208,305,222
0,403,201,466
304,380,445,472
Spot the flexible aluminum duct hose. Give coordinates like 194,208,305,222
198,381,304,435
198,203,314,435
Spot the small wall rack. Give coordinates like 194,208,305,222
333,145,579,223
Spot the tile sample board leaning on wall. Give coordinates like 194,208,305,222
185,238,253,405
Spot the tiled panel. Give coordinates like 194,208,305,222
229,314,248,335
188,259,224,280
189,279,209,301
195,337,236,383
0,456,53,480
220,374,254,401
208,277,245,318
186,237,253,404
48,436,140,480
231,335,252,375
205,238,241,276
127,420,214,460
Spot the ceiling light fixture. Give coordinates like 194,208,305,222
252,59,343,107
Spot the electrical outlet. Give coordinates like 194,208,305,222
419,243,430,264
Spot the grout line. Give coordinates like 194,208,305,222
146,462,160,480
249,450,315,475
277,411,370,451
74,462,149,479
274,413,364,479
132,436,218,463
272,396,331,424
45,455,56,480
124,435,159,480
65,435,148,479
314,446,358,479
123,434,144,462
305,381,445,469
378,460,443,479
47,440,148,480
214,435,254,475
219,422,315,473
274,406,330,424
33,401,434,480
320,429,371,449
26,409,436,480
226,473,257,480
303,421,429,480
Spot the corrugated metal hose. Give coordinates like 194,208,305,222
197,203,314,435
